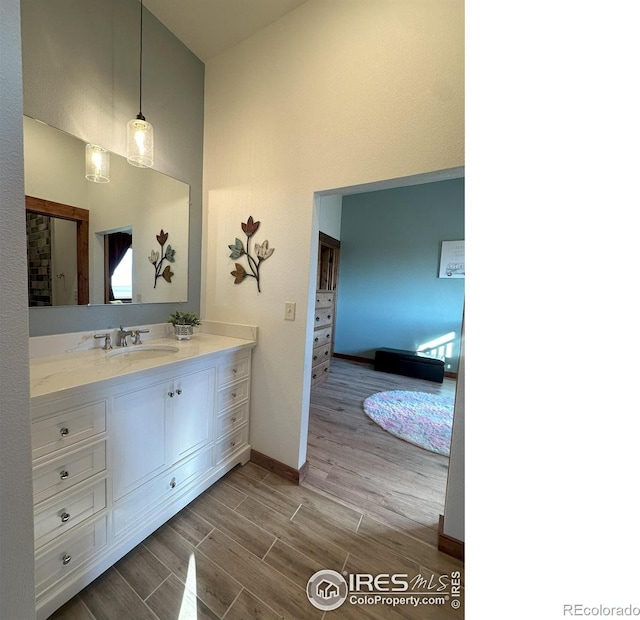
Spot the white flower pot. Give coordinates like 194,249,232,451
173,324,193,340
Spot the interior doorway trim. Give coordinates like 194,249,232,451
25,195,89,305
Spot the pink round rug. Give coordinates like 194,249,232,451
363,390,454,456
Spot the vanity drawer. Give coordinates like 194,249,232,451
216,425,249,466
313,326,332,347
315,292,335,308
312,343,331,367
31,401,106,461
218,355,250,386
33,442,106,505
113,447,214,538
216,379,249,412
35,516,107,595
217,401,248,437
34,479,107,550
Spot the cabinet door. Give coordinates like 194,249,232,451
112,380,169,501
169,368,214,463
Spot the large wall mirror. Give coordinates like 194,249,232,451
23,116,190,307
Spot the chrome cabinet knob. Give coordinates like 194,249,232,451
62,554,72,565
60,427,69,437
61,512,70,523
170,478,176,489
168,391,174,398
175,388,182,395
59,470,69,480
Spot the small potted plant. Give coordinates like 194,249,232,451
168,311,202,341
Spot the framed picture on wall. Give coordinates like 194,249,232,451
439,240,465,278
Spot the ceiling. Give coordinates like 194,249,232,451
144,0,309,62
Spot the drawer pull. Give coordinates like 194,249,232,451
59,470,70,480
313,355,318,361
231,392,237,398
327,314,331,320
312,373,317,379
59,427,69,437
325,351,329,356
231,441,237,447
326,334,330,339
232,368,238,374
316,316,320,321
231,416,237,423
170,478,176,489
314,337,319,343
176,389,182,395
60,512,71,523
168,391,174,398
324,367,329,373
62,554,72,566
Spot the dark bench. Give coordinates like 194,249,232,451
374,348,445,383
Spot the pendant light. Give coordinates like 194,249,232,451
127,0,154,167
85,144,110,182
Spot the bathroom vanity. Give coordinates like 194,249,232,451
29,325,256,619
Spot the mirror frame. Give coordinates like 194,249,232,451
26,195,89,305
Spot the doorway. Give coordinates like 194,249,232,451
305,169,464,538
25,195,89,305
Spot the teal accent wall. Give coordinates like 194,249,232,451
334,178,465,371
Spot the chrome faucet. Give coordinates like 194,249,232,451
132,328,150,345
117,326,134,347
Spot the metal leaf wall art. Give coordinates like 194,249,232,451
228,216,274,292
149,229,175,288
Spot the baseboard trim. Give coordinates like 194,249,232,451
438,515,464,561
250,450,309,484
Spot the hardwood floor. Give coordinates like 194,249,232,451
48,359,463,620
306,358,457,547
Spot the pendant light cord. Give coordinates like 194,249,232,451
138,0,144,119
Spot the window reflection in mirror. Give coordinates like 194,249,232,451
104,231,133,303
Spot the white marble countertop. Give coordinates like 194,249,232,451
30,332,256,401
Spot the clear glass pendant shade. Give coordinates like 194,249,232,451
126,116,154,167
85,144,110,183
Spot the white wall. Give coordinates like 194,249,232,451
444,322,465,541
318,194,342,241
202,0,464,469
0,1,36,617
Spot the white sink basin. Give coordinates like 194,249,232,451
106,344,179,360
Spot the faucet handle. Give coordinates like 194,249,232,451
132,329,150,345
94,334,112,350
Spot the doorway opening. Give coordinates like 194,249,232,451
305,167,464,539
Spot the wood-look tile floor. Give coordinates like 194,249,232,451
49,359,463,620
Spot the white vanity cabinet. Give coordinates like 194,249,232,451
30,344,253,620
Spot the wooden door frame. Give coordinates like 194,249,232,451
25,195,90,305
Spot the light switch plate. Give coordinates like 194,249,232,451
284,302,296,321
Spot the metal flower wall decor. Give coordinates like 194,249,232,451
149,229,176,288
228,216,274,292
